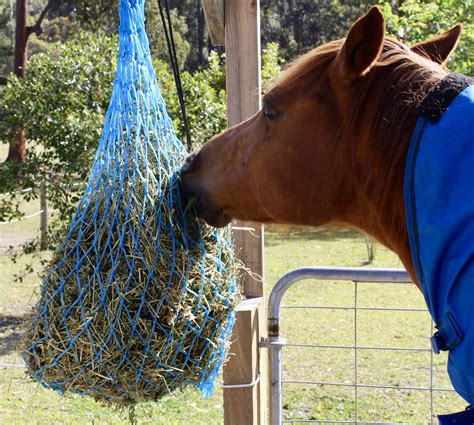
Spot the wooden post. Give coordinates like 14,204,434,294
201,0,225,46
40,181,48,251
223,298,266,424
224,0,264,298
222,1,266,424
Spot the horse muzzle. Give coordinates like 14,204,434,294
180,151,231,228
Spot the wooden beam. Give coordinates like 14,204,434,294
225,0,264,299
201,0,225,46
223,2,266,424
223,298,266,425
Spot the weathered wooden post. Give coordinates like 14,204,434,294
201,0,224,45
201,1,266,424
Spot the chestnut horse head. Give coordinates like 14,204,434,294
181,6,462,281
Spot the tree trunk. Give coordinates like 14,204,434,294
6,0,28,163
196,0,205,66
14,0,28,78
6,0,59,163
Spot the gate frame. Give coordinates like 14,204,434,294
263,266,425,425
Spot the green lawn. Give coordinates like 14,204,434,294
0,223,466,424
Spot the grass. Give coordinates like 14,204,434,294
0,222,467,424
0,141,44,251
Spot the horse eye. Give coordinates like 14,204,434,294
263,104,280,121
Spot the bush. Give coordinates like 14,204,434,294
379,0,474,76
0,34,117,248
0,34,282,260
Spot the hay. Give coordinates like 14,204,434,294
22,0,239,406
22,154,238,406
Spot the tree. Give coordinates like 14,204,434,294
261,0,373,60
169,0,208,70
379,0,474,76
145,1,190,68
0,36,281,260
4,0,190,163
63,0,190,67
7,0,61,163
0,0,14,78
0,33,117,246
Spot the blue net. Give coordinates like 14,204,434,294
23,0,237,405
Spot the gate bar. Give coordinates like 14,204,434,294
263,267,411,425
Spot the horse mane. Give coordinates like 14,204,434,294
274,36,448,251
342,38,447,249
276,39,344,86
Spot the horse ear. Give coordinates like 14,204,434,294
411,25,462,64
337,6,385,80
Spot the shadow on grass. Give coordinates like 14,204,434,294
0,314,25,356
265,225,365,247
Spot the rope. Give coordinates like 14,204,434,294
0,209,44,225
0,209,57,225
157,0,193,151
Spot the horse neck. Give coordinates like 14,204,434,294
343,62,448,283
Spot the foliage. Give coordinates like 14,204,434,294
65,0,191,68
1,0,472,262
41,14,83,44
145,3,190,69
0,32,281,260
162,52,227,149
0,0,191,78
0,33,118,251
261,0,374,60
1,1,472,80
262,42,284,92
65,0,118,33
168,0,208,70
378,0,474,76
0,0,14,75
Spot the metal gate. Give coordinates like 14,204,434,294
261,267,463,424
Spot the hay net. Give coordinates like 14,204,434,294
22,0,237,405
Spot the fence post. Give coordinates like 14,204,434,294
223,297,266,425
222,0,266,424
40,181,48,250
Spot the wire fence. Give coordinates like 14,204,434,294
0,182,49,250
0,181,84,251
0,208,45,225
265,267,464,424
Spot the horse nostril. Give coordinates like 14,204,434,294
181,148,201,176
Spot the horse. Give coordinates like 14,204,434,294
181,6,474,420
181,6,462,285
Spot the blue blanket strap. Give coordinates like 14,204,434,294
431,312,464,354
438,406,474,425
432,313,468,423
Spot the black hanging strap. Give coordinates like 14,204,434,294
157,0,193,150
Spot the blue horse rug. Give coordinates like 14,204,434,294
405,73,474,423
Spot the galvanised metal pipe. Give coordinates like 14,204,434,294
266,267,411,425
